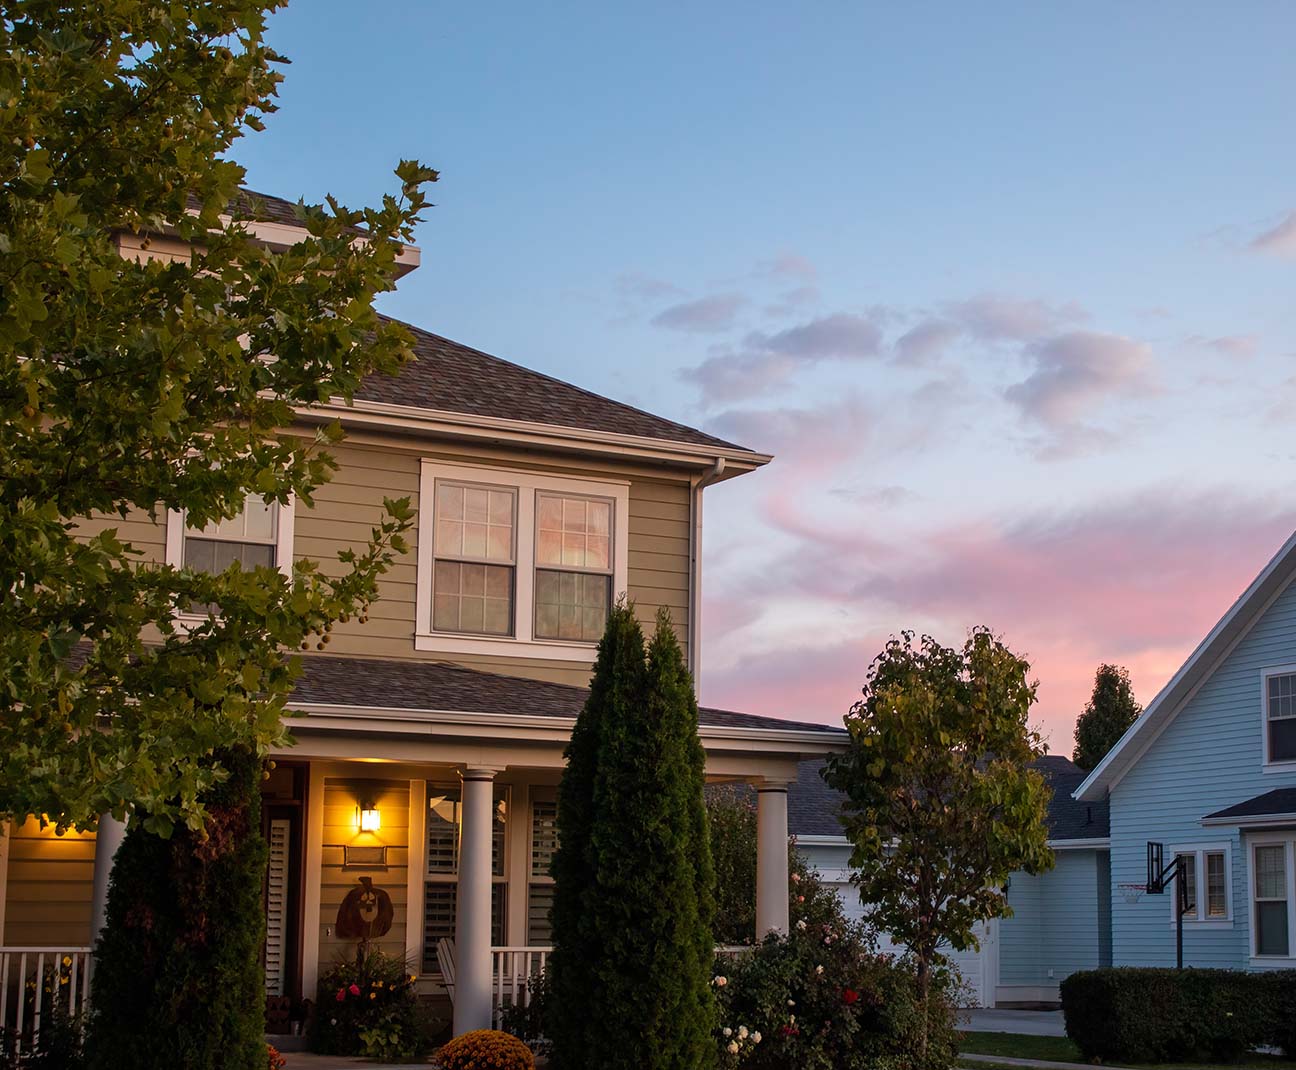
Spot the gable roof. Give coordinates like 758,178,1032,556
1075,530,1296,803
352,318,752,453
291,653,844,737
725,754,1106,843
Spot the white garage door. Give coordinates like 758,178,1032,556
823,875,997,1007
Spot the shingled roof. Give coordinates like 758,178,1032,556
1203,788,1296,825
292,653,842,736
766,754,1110,842
353,318,749,452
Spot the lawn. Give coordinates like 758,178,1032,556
958,1031,1296,1069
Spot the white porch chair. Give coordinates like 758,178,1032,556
436,937,456,1002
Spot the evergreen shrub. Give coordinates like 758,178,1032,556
85,750,267,1070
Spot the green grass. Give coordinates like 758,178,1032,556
957,1030,1296,1069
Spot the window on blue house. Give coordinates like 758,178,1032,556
1266,672,1296,763
1253,844,1289,957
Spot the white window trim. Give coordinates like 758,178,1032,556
1260,664,1296,773
1167,842,1233,927
1247,833,1296,963
164,496,296,620
416,459,629,661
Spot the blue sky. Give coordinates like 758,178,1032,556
240,1,1296,746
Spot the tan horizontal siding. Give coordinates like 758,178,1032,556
626,479,691,660
4,819,96,948
318,779,410,969
73,510,167,563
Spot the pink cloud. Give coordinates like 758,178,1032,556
1006,330,1153,426
652,293,747,332
1250,211,1296,258
701,493,1296,749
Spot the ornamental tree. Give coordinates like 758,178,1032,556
823,629,1054,1051
0,0,435,835
1072,663,1142,771
549,606,715,1070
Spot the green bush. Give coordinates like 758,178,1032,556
309,947,430,1059
436,1029,535,1070
713,918,958,1070
86,749,267,1070
1061,967,1296,1063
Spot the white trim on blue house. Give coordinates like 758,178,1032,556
1075,531,1296,803
1260,663,1296,773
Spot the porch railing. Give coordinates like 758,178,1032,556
487,943,755,1026
490,946,549,1028
0,947,92,1055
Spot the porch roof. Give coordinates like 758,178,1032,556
291,653,845,737
1202,787,1296,828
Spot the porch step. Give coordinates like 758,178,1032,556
267,1033,310,1052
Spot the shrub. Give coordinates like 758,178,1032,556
309,947,426,1060
1060,967,1296,1063
713,918,958,1070
86,749,267,1070
436,1029,535,1070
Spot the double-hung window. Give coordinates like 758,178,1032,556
431,482,516,636
1264,670,1296,765
417,462,629,659
535,494,613,642
1251,839,1294,960
1169,844,1231,925
422,784,508,975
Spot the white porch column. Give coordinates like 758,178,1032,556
453,767,498,1036
90,814,127,942
755,782,790,938
0,820,11,942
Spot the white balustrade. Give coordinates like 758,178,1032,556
0,947,92,1055
489,946,549,1028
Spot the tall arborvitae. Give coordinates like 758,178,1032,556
547,602,647,1069
86,750,267,1070
548,605,716,1070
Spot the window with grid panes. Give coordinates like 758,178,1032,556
1205,851,1228,918
432,483,516,636
422,784,509,974
1267,672,1296,762
183,492,278,572
1254,844,1290,957
1175,853,1197,914
534,494,613,642
528,797,558,945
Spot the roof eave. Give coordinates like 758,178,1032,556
1202,812,1296,829
297,397,773,473
1074,529,1296,803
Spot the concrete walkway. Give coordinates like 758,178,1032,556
962,1008,1066,1037
961,1056,1134,1070
281,1054,429,1069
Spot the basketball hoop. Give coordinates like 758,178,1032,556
1117,882,1145,905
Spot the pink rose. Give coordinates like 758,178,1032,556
348,983,361,996
335,989,345,1002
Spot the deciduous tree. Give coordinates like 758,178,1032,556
1072,663,1142,771
823,629,1053,1051
0,0,434,835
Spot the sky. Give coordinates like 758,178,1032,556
239,1,1296,750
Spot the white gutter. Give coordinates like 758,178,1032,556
1202,812,1296,829
688,457,728,680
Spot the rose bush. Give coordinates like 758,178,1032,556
712,919,959,1070
309,947,431,1059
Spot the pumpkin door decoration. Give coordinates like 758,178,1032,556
335,876,394,943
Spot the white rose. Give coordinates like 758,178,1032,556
737,1026,748,1039
714,975,728,987
815,965,824,974
752,1032,762,1044
796,919,807,931
787,999,796,1007
723,1028,732,1037
727,1041,739,1055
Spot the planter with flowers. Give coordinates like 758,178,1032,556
309,947,433,1060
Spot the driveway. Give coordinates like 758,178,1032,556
282,1055,429,1069
963,1008,1065,1037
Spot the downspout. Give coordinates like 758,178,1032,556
687,458,726,681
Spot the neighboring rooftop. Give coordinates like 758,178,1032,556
355,318,751,453
768,754,1110,842
292,653,843,736
1204,788,1296,825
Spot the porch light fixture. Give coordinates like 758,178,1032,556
358,805,381,833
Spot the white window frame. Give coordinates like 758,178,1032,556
1247,833,1296,963
164,494,296,619
1260,665,1296,772
1167,842,1233,927
416,460,629,660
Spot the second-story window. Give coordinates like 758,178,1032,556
432,482,516,636
1266,671,1296,763
183,493,279,571
534,494,613,642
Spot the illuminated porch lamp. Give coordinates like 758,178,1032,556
357,802,381,833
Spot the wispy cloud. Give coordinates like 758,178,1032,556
1249,212,1296,258
652,293,747,332
945,294,1087,342
1006,330,1152,426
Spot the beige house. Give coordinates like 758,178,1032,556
0,193,844,1039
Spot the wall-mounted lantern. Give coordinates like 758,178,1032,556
357,804,381,833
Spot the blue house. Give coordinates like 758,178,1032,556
1075,531,1296,970
794,755,1111,1006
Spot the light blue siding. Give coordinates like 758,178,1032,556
1109,576,1296,969
999,850,1107,986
